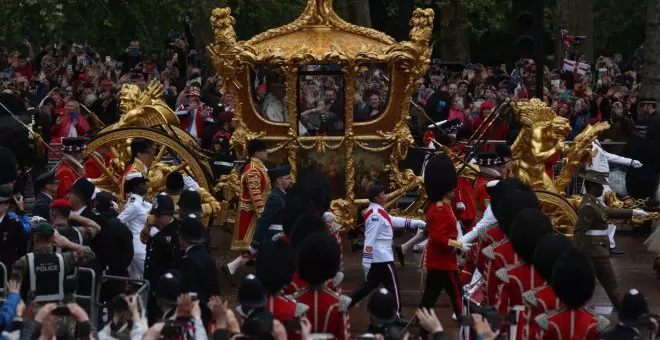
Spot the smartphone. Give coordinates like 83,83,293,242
283,319,301,331
52,305,71,316
189,292,198,301
598,68,607,78
356,334,376,340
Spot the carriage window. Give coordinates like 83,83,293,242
252,65,288,123
354,64,390,122
297,65,345,136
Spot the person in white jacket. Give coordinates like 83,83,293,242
585,139,643,255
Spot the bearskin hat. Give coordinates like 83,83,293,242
247,139,267,156
424,154,457,202
488,178,527,208
0,147,18,185
532,233,575,281
509,209,554,264
550,248,595,309
255,238,296,295
297,233,340,286
493,188,539,235
282,170,332,237
288,213,330,250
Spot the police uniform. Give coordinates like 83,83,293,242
175,216,220,324
601,288,651,340
0,185,28,278
33,171,58,220
534,248,609,340
251,165,290,250
350,184,425,317
144,194,181,293
118,173,152,278
294,233,351,340
11,223,95,303
575,170,638,309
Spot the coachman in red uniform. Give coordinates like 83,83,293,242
481,187,538,306
83,146,117,179
55,137,86,199
494,209,553,339
534,248,609,339
524,233,576,339
419,154,464,330
294,233,351,340
256,236,308,340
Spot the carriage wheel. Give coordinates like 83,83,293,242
535,190,579,236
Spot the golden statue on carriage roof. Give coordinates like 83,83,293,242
82,0,656,243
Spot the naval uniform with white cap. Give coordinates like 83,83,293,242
118,172,152,278
349,183,426,320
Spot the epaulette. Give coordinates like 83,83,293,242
534,313,549,331
522,290,537,307
482,245,495,260
295,303,310,317
332,272,344,287
596,315,610,332
495,268,509,283
337,295,351,313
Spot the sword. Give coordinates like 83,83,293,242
0,102,84,177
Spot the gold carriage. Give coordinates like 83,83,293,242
207,0,435,228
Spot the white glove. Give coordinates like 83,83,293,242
456,202,466,211
322,211,335,224
633,209,648,218
631,160,643,168
30,216,46,227
411,219,426,229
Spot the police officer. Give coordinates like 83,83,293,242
575,170,647,309
175,215,220,325
349,183,425,323
0,185,28,277
118,172,152,279
11,223,95,303
251,165,292,251
602,289,658,339
33,171,59,220
153,270,183,323
48,199,101,250
144,193,181,321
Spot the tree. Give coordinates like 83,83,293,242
641,0,660,99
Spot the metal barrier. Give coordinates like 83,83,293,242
0,262,7,302
95,275,150,321
74,267,97,326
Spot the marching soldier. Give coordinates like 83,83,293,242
33,171,59,220
0,185,28,277
534,248,609,339
144,193,180,320
118,172,152,278
349,183,425,323
418,154,466,333
574,170,647,310
175,215,220,324
250,165,292,251
226,139,271,278
48,199,101,248
294,233,351,340
256,236,309,339
55,137,86,199
11,223,95,303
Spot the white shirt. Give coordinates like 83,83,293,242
587,140,632,174
363,203,417,265
189,110,198,138
118,193,152,255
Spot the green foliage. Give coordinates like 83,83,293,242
593,0,646,57
225,0,306,40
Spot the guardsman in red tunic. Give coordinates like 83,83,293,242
223,139,270,279
481,187,538,306
256,236,308,340
494,210,553,339
55,137,86,199
282,214,343,295
450,129,477,233
534,248,609,340
294,233,351,340
419,155,466,336
523,233,576,339
83,146,117,179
